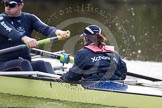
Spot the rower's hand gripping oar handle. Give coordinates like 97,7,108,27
0,30,70,56
37,30,70,46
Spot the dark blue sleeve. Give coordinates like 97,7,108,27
113,52,127,80
0,16,24,41
61,49,87,81
30,14,57,37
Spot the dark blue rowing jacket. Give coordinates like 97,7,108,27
0,12,57,61
61,44,127,81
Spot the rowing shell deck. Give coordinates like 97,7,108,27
0,73,162,108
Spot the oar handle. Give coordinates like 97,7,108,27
37,38,51,46
127,72,162,81
37,30,70,46
0,30,71,56
0,45,27,56
31,48,74,64
57,30,71,40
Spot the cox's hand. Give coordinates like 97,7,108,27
21,36,38,48
55,30,70,40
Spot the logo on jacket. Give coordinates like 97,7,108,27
0,21,12,32
17,27,25,32
91,56,111,62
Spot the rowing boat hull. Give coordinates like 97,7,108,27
0,76,162,108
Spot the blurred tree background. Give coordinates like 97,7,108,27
0,0,162,61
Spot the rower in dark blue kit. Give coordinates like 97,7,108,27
61,25,127,81
0,0,69,73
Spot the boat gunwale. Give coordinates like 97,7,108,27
1,75,162,98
